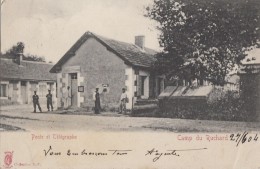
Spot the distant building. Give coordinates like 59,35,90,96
0,55,57,106
50,31,165,110
238,48,260,119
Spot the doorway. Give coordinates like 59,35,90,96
140,76,146,96
21,81,27,104
138,75,148,98
70,73,78,107
157,78,164,96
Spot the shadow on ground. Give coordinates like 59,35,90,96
0,123,25,131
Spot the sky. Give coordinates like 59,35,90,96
1,0,161,63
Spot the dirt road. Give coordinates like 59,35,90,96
1,105,260,132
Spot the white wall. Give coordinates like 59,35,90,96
77,72,85,107
56,73,63,108
125,66,134,109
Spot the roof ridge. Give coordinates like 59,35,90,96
21,60,54,65
88,31,157,53
94,33,136,46
50,31,158,72
0,58,54,65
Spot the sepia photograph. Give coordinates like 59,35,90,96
0,0,260,168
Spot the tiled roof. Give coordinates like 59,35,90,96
50,31,157,72
239,48,260,74
242,48,260,65
96,35,157,67
0,58,56,81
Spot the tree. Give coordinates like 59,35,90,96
146,0,260,85
2,42,45,62
25,54,46,62
6,42,25,55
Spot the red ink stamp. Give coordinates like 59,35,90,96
3,151,13,168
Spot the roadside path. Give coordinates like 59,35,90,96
1,105,260,132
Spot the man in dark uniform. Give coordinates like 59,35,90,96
32,91,42,113
94,88,101,114
46,90,53,111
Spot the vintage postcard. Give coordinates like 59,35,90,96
0,0,260,168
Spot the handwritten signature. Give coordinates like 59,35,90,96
145,148,207,162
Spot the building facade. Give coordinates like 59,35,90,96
50,31,165,110
0,56,57,107
239,52,260,120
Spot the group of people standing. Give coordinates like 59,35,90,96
32,90,53,113
94,87,128,114
33,86,128,114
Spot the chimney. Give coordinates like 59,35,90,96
135,35,145,50
16,53,23,65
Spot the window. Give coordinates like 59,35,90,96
30,82,38,92
47,82,54,90
134,91,137,97
134,80,137,86
0,84,7,97
71,73,77,79
39,84,47,97
10,81,18,90
21,81,26,86
141,76,146,96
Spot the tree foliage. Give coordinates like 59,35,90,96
146,0,260,85
2,42,46,62
6,42,25,54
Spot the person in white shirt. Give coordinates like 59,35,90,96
63,86,71,109
119,88,128,114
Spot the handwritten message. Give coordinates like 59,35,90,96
42,145,207,163
2,132,260,169
25,132,260,165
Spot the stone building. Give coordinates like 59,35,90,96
0,55,57,107
50,31,165,110
238,49,260,120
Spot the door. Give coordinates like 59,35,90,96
70,73,78,107
156,78,164,96
21,81,27,104
141,76,146,96
159,78,164,95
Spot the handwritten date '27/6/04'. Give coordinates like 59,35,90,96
230,132,258,147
